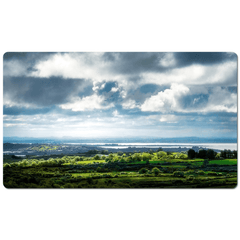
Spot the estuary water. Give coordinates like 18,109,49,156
69,143,237,151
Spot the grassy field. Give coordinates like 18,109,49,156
3,152,237,188
209,159,237,165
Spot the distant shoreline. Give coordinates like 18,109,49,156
3,142,237,157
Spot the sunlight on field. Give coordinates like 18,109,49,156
209,159,237,165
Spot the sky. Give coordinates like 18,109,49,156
3,52,237,139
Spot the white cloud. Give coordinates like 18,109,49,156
3,59,29,77
4,123,27,127
112,110,119,117
203,87,237,113
141,61,237,87
111,87,119,92
122,99,138,109
3,97,39,109
59,94,114,112
140,83,237,113
159,115,179,123
140,83,189,112
159,53,176,67
30,53,123,82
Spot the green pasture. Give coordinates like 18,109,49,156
209,159,237,165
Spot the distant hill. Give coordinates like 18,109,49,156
3,136,237,144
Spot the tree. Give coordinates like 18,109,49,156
198,149,207,159
132,153,142,162
188,149,195,159
93,155,101,160
233,150,237,158
157,151,167,158
220,150,227,158
142,152,151,161
206,149,215,160
179,153,188,159
149,149,153,154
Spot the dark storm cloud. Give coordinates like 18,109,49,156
102,52,167,75
3,52,57,77
3,52,56,61
4,52,237,80
174,52,237,67
3,76,88,107
3,105,56,115
101,52,238,78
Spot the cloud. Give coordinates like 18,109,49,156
3,52,55,77
3,59,30,77
111,87,119,92
174,52,237,67
112,110,119,117
140,84,190,112
122,99,138,109
203,87,237,113
3,76,90,108
158,53,176,67
59,94,114,112
140,84,237,114
140,61,237,87
3,52,238,139
159,115,179,123
4,123,28,127
30,53,123,82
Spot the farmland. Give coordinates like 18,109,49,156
3,150,237,188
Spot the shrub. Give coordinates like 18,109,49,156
139,168,148,174
74,156,81,161
197,170,205,175
173,171,184,177
142,152,151,161
157,151,167,158
179,153,188,159
207,172,218,176
152,167,161,175
93,155,101,160
202,159,209,167
132,153,142,162
187,175,195,181
64,183,75,188
3,163,11,168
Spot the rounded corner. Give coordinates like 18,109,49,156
3,51,10,60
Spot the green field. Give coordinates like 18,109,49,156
209,159,237,165
3,151,237,188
